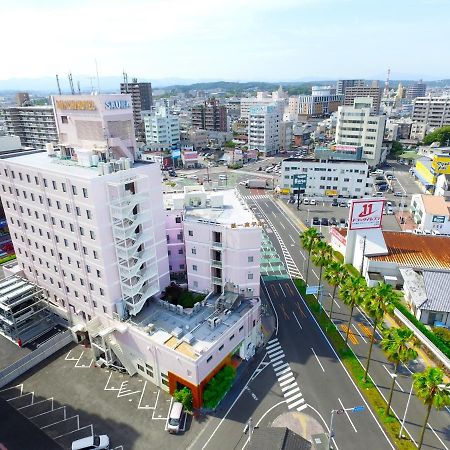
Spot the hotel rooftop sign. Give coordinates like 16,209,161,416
55,100,96,111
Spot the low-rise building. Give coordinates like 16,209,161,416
181,150,199,168
410,194,450,233
280,158,371,198
142,106,180,151
413,153,450,193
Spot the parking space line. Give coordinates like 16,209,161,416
292,311,302,330
18,397,53,411
7,391,34,403
54,424,92,441
29,405,66,420
41,414,78,430
0,384,23,396
338,398,357,433
164,397,174,430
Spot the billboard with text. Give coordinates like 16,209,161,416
349,198,384,230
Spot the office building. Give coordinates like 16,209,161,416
406,80,427,100
142,107,180,152
191,99,227,132
120,78,153,141
336,79,365,96
279,121,293,152
0,106,58,150
343,83,382,114
411,96,450,139
15,92,30,107
288,86,343,119
335,97,387,167
280,158,371,198
248,104,280,156
240,89,287,119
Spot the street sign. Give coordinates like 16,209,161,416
352,406,365,413
293,174,307,189
306,285,320,295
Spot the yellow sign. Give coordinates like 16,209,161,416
55,100,96,111
280,188,290,195
325,189,338,196
431,155,450,175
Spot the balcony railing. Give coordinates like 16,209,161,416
211,241,222,249
212,276,222,284
211,259,222,268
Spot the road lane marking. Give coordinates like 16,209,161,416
311,347,325,373
279,377,295,387
281,382,298,392
340,324,359,345
338,398,358,433
278,372,294,382
292,311,303,329
272,359,286,368
279,222,286,230
297,403,308,412
382,365,404,392
267,337,279,345
284,386,300,398
271,354,285,363
279,284,286,297
286,283,295,296
427,422,449,450
268,349,284,358
280,303,290,320
289,398,305,409
352,323,367,343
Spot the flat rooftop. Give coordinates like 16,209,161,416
3,151,154,179
129,294,254,360
183,189,257,226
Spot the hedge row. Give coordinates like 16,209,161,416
393,300,450,360
203,365,236,409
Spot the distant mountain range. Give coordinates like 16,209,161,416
0,76,449,96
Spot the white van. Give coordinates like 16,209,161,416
167,401,183,434
72,435,109,450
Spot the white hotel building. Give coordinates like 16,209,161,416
0,94,262,407
142,106,180,151
281,157,371,198
248,104,280,156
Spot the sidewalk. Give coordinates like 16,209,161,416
274,198,307,232
394,210,416,231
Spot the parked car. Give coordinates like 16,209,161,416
312,217,320,225
310,199,317,205
386,206,394,215
72,435,110,450
331,199,338,206
339,218,346,226
167,402,183,434
394,191,406,197
320,217,329,226
288,197,296,204
373,191,384,197
303,198,310,205
329,217,337,226
339,200,347,207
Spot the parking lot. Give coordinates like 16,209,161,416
1,343,200,450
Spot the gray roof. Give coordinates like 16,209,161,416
422,271,450,312
248,427,312,450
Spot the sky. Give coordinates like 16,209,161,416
1,0,448,83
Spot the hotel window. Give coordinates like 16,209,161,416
248,256,253,262
145,364,153,377
219,344,224,351
192,265,197,271
82,188,88,198
86,210,92,219
248,273,253,280
62,182,66,192
100,288,104,296
207,356,212,363
90,230,95,240
72,185,77,195
191,248,196,255
229,334,235,341
175,217,181,223
188,230,193,236
161,373,169,387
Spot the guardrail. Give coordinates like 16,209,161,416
394,308,450,372
0,330,74,388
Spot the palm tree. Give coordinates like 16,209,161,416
339,276,367,344
413,367,450,450
324,261,347,322
311,241,333,307
380,327,417,416
300,228,320,286
363,283,397,382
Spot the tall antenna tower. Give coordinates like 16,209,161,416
55,74,62,95
95,59,100,93
384,68,391,97
123,70,128,93
77,80,81,94
68,73,75,95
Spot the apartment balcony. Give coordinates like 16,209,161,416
112,212,151,240
211,259,222,268
211,241,222,249
212,276,223,284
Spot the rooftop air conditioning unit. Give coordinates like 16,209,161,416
183,333,195,344
207,317,216,328
171,327,183,338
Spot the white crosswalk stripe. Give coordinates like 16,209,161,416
286,392,303,404
273,362,289,373
267,345,282,353
279,377,295,387
281,382,298,392
275,367,292,377
278,372,293,382
268,349,284,358
267,338,279,345
272,360,286,368
266,342,281,351
288,398,306,410
241,195,271,200
270,354,285,363
297,403,308,412
284,386,300,398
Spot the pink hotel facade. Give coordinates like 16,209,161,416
0,95,262,407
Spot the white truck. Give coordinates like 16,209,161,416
245,179,268,189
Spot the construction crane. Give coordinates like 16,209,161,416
55,74,62,95
68,73,75,95
123,70,128,93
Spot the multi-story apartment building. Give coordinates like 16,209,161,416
120,78,153,141
343,83,382,114
336,79,365,96
248,104,280,156
240,91,287,120
191,99,227,132
335,97,387,167
288,86,343,120
281,158,371,198
411,96,450,140
15,92,30,106
279,120,293,152
406,80,427,100
0,106,58,150
142,106,180,151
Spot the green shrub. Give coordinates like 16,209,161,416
174,387,193,412
333,251,344,263
393,300,450,359
227,163,243,170
433,327,450,347
0,254,16,265
203,365,236,409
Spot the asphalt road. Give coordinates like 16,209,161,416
248,192,450,450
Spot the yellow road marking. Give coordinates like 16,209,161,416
341,324,359,345
358,323,377,341
280,304,290,320
296,302,307,319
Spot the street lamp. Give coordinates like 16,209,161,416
328,405,364,449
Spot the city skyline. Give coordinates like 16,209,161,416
1,0,448,84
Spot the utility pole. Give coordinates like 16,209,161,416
55,74,62,95
359,235,367,276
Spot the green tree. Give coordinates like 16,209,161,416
390,140,403,155
413,367,450,449
300,228,321,285
363,283,397,382
422,125,450,146
324,261,348,322
174,386,193,412
224,141,236,148
339,276,367,344
380,327,417,416
311,242,333,307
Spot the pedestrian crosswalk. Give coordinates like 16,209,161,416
241,194,272,200
266,338,308,412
